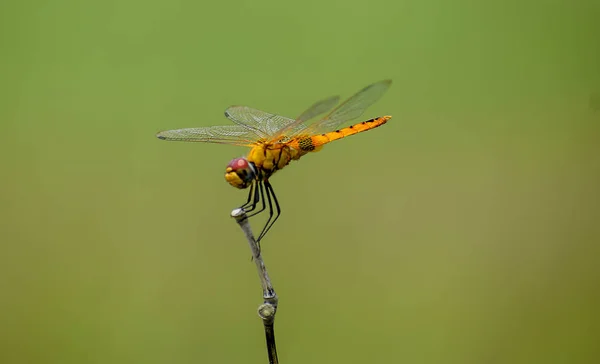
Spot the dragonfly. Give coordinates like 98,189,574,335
157,80,392,244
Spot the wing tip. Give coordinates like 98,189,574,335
362,79,392,92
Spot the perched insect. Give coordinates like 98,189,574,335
157,80,392,243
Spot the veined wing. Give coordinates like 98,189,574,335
291,80,392,137
156,125,261,146
224,106,298,140
295,95,340,123
272,95,341,139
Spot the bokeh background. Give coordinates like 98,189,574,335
1,1,599,363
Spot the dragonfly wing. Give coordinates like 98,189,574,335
156,125,259,146
302,80,392,135
272,95,340,139
296,95,340,123
224,106,297,139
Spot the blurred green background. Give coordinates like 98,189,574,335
1,0,599,363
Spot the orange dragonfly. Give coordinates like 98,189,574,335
157,80,392,243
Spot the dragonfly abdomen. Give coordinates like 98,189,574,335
291,115,391,151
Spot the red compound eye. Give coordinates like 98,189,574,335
225,157,255,189
227,157,249,171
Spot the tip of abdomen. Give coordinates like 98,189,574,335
366,115,392,126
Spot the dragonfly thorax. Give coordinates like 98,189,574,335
225,157,257,189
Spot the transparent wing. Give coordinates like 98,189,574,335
157,81,391,145
224,106,297,139
156,124,261,146
273,95,341,139
290,80,392,137
295,95,340,123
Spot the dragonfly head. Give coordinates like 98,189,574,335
225,157,256,189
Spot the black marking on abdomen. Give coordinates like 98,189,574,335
298,137,315,151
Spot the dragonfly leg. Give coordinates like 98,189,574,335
255,181,273,249
241,180,266,216
240,182,255,210
246,180,267,217
256,180,281,244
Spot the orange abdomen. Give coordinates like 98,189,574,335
289,115,391,152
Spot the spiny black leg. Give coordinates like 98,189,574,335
255,182,274,250
240,182,256,210
257,180,281,244
247,180,267,218
245,181,266,260
241,182,260,213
